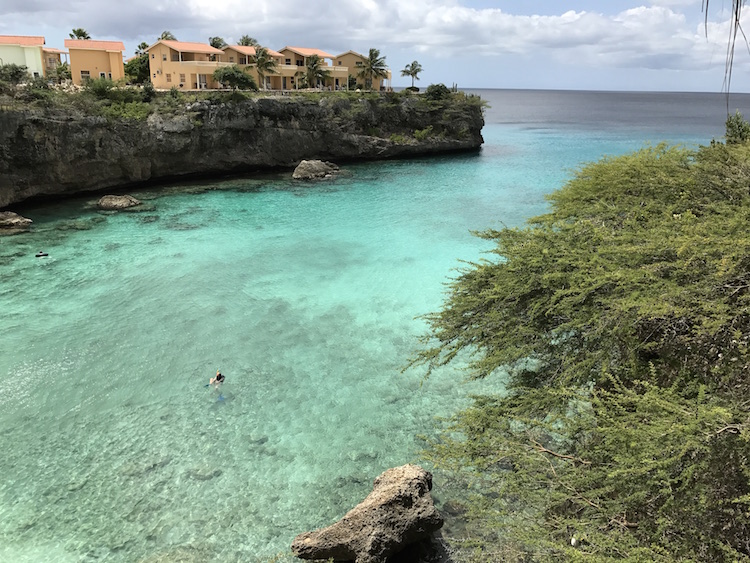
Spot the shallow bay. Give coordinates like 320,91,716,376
1,89,748,562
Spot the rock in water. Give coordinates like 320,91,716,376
97,194,141,210
0,211,32,230
292,159,340,180
291,464,443,563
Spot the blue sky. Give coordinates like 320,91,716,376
2,0,748,92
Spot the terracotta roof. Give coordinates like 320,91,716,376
0,35,45,46
226,45,283,58
42,47,67,54
151,40,224,55
335,50,365,60
64,39,125,52
280,46,335,59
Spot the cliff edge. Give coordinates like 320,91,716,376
0,91,484,207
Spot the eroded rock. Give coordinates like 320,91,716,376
0,211,32,230
292,159,340,180
97,194,141,210
291,464,443,563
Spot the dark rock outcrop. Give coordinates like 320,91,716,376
97,194,141,210
291,464,443,563
292,159,340,180
0,94,484,207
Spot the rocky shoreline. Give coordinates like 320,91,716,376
0,93,484,208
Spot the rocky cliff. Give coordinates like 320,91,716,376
0,92,484,208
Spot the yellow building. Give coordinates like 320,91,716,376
334,50,391,91
222,45,285,90
277,47,348,90
64,39,125,85
42,47,67,77
146,40,227,90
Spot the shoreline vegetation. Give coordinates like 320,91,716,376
412,113,750,561
0,77,484,208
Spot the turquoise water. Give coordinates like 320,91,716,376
0,91,733,562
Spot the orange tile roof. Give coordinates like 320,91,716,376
335,50,365,60
226,45,283,58
42,47,67,54
154,40,224,55
281,46,335,59
64,39,125,52
0,35,45,46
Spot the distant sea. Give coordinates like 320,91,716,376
1,89,749,562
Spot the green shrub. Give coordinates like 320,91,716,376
84,77,115,99
414,125,433,141
725,110,750,144
424,83,451,101
142,81,155,102
389,133,409,144
99,101,152,121
0,63,30,85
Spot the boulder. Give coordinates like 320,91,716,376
0,211,32,230
97,194,141,210
291,464,444,563
292,159,340,180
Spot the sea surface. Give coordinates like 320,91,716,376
2,89,749,562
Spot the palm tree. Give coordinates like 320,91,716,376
400,60,423,88
159,31,177,41
69,28,90,40
304,55,331,89
703,0,742,91
135,42,149,55
253,47,278,90
238,35,260,47
357,48,388,90
209,37,227,49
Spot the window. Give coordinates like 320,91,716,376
285,58,291,65
179,73,185,83
151,54,155,59
33,72,40,78
166,73,172,83
355,61,363,67
296,59,303,66
100,72,106,78
229,56,234,63
108,73,112,79
162,53,167,61
338,61,342,66
81,70,91,81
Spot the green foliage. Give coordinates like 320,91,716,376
142,81,155,102
254,47,278,90
401,60,423,88
424,83,452,101
209,36,227,49
213,65,257,90
238,35,259,47
69,28,90,40
124,54,150,84
415,142,750,561
158,31,177,41
725,110,750,144
389,133,409,144
357,48,388,90
0,63,31,85
414,125,433,141
304,55,331,89
83,77,115,99
99,101,152,121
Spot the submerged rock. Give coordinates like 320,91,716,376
292,159,340,180
291,464,443,563
97,194,141,210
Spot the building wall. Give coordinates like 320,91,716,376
0,45,44,77
277,49,348,90
333,53,390,91
148,44,225,90
69,49,124,85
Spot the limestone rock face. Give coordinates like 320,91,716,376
97,194,141,210
291,464,443,563
0,96,484,208
292,159,340,180
0,211,32,229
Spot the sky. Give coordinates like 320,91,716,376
2,0,750,92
